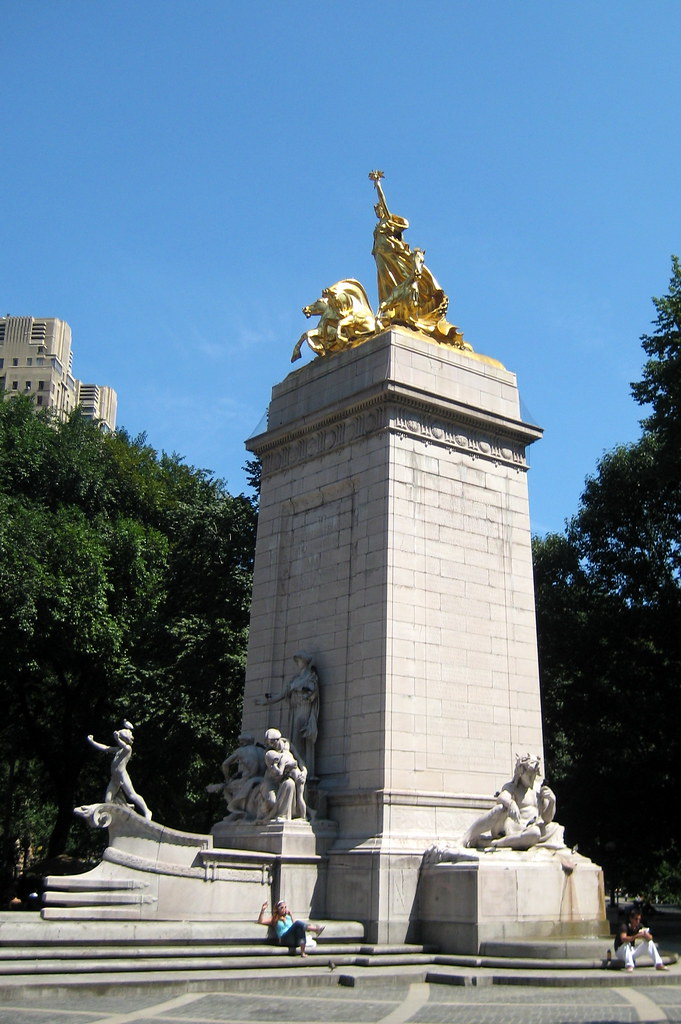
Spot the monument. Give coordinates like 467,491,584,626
241,172,604,945
42,173,605,953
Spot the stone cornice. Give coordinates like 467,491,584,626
323,788,492,812
247,379,541,478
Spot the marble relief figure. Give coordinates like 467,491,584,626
255,652,320,777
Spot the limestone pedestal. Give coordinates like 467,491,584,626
211,818,337,917
243,327,557,942
41,804,274,921
418,849,607,954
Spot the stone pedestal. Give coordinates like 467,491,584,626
211,818,337,919
42,804,274,921
418,849,607,953
244,327,554,941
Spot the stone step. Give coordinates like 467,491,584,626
480,938,613,959
1,958,680,998
425,962,681,988
0,942,437,977
431,952,678,972
0,942,348,961
6,945,673,981
0,943,428,965
0,953,347,976
0,913,363,946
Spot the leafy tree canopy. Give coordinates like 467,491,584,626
534,257,681,901
0,397,256,886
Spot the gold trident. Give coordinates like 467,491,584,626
368,169,384,183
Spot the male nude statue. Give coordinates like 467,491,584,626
87,720,152,820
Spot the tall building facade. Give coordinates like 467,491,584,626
0,316,117,431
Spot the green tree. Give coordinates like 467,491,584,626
0,397,256,887
535,258,681,899
632,255,681,477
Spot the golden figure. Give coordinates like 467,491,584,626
369,170,471,350
291,279,376,362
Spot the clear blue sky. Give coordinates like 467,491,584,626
3,1,680,535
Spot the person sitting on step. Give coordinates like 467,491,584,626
257,899,325,957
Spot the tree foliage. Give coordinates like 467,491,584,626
632,254,681,475
0,397,256,889
534,258,681,899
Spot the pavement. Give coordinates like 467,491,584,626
1,970,681,1024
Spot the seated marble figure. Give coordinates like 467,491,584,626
207,728,308,824
462,754,565,851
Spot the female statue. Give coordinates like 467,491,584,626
255,652,320,776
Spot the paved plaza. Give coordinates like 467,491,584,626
1,980,680,1024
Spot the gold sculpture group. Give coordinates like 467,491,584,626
291,171,473,362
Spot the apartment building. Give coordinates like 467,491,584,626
0,316,117,431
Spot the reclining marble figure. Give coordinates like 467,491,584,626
462,754,565,850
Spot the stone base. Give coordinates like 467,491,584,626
417,846,607,954
211,816,337,858
211,817,337,919
326,844,424,944
42,804,274,921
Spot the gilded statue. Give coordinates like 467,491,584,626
369,170,471,350
291,172,482,362
291,280,376,362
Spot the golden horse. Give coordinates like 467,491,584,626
291,279,376,362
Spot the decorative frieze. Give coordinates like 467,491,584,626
391,409,527,468
257,398,527,479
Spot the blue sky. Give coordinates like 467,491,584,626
3,1,680,535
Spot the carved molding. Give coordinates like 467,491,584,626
324,789,493,812
256,397,528,479
391,408,527,468
103,847,205,879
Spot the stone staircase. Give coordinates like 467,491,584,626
0,915,677,993
0,915,436,990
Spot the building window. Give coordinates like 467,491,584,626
0,359,3,369
38,380,45,390
37,396,43,405
12,381,18,390
25,381,31,391
37,346,44,353
26,358,32,366
36,357,44,366
12,358,18,366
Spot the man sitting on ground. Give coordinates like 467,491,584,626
615,907,668,972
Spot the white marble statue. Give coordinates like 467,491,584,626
208,728,308,825
254,749,298,823
206,732,267,823
255,652,319,776
462,754,565,850
86,720,152,820
260,728,307,821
